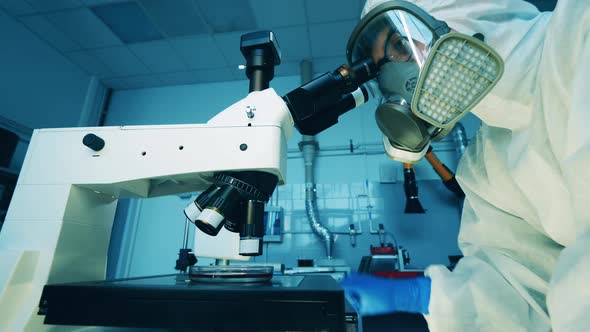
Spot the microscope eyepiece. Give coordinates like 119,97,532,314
282,58,375,136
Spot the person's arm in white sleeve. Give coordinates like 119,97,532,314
549,233,590,331
422,0,590,330
541,1,590,331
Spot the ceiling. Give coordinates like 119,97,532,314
0,0,555,91
0,0,365,90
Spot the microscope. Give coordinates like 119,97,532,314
183,31,375,260
0,31,375,331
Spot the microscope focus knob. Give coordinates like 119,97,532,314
83,133,105,151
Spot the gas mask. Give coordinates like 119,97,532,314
346,1,504,163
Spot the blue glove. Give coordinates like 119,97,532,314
340,273,431,316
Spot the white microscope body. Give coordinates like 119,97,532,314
0,88,293,331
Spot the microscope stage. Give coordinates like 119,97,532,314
188,265,274,283
38,274,346,331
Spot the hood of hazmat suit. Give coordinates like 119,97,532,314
362,1,590,331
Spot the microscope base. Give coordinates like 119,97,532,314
38,274,346,331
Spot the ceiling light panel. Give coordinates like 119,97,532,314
91,2,163,43
195,0,256,33
138,0,209,37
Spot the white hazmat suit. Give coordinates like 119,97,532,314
361,0,590,330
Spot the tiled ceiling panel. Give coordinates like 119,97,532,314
102,75,162,90
306,0,361,23
90,1,163,43
0,0,37,16
271,25,310,61
129,40,187,73
89,46,150,76
192,67,235,83
139,0,209,37
170,35,227,69
46,8,123,49
249,0,306,28
195,0,256,33
309,20,357,58
80,0,129,5
26,0,81,12
158,71,199,85
64,50,113,77
20,15,81,52
213,31,248,66
0,0,380,89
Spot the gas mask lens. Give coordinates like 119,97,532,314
347,6,436,104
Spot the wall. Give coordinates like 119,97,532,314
0,9,91,132
254,180,463,270
105,73,480,278
0,9,94,230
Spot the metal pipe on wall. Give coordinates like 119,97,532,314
288,140,460,155
299,59,334,259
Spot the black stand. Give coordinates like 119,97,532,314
174,218,197,273
240,31,281,93
175,248,197,273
